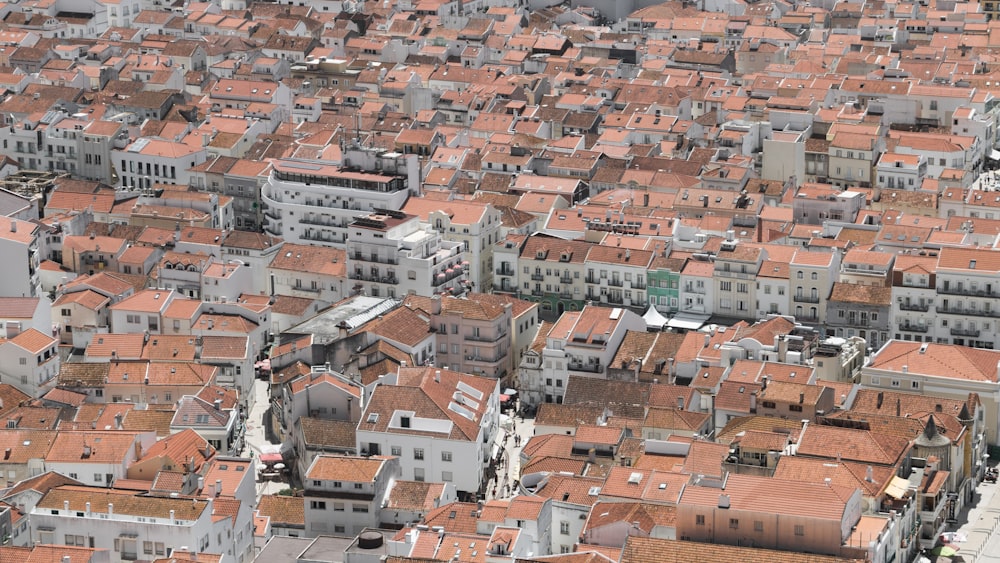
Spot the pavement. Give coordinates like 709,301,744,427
484,406,535,502
242,377,291,499
949,470,1000,562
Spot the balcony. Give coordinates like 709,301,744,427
938,286,998,298
939,306,1000,318
559,276,573,284
263,208,281,220
796,314,820,324
467,330,507,343
495,267,514,276
632,282,647,290
898,323,929,333
608,278,623,287
352,253,398,266
793,294,821,304
568,362,602,373
899,302,931,312
585,276,598,284
559,291,574,299
606,295,624,305
300,216,338,227
531,289,545,296
951,327,981,337
349,272,399,284
465,353,505,364
530,273,545,281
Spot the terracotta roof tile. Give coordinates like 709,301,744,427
257,494,305,526
621,536,864,563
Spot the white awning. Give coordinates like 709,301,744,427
643,305,669,330
667,313,711,330
990,149,1000,160
884,475,910,499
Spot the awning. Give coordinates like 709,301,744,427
260,453,283,464
885,475,910,499
499,394,510,402
667,312,711,330
643,305,668,330
990,149,1000,160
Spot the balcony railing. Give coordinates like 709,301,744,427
349,272,399,284
899,302,931,312
939,306,1000,318
938,286,999,298
467,331,507,343
898,323,929,333
606,295,624,305
608,278,623,287
951,327,981,337
559,276,573,284
559,291,574,299
496,267,514,276
796,314,820,323
352,254,398,265
568,362,602,373
530,273,545,281
793,294,821,303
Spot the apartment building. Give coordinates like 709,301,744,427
676,473,863,556
355,366,500,499
0,328,61,397
864,340,1000,444
0,112,125,185
346,210,468,299
826,283,892,350
429,294,513,380
789,249,840,327
402,197,503,292
585,244,654,313
890,253,938,343
267,243,347,304
712,238,763,322
512,235,592,320
523,305,645,406
112,138,208,191
31,486,254,563
261,156,418,247
302,455,401,537
933,247,1000,349
0,217,42,298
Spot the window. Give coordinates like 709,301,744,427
143,542,153,555
333,502,345,511
442,471,453,482
441,451,452,462
354,483,363,489
312,480,321,487
334,525,345,533
789,404,803,412
391,446,402,456
754,521,764,532
94,473,102,482
696,515,705,526
911,381,920,389
352,504,369,513
414,448,424,460
729,518,739,529
310,501,326,510
19,358,26,365
414,468,425,481
794,525,805,536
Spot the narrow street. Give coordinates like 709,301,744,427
242,377,290,499
484,405,535,501
949,467,1000,561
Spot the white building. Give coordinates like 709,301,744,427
112,138,208,191
31,485,254,563
302,455,401,537
523,305,646,406
0,217,42,298
346,210,468,299
355,366,500,499
261,156,418,247
0,328,60,397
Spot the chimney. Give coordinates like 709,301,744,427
64,500,70,511
85,502,90,514
876,392,884,409
213,399,221,410
170,509,175,521
434,370,441,383
896,398,901,417
215,479,222,497
9,220,15,233
799,392,805,404
865,465,874,483
108,503,114,516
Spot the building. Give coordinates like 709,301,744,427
522,305,646,406
354,366,500,499
428,294,513,380
676,473,863,556
302,455,401,537
346,210,468,299
261,155,418,247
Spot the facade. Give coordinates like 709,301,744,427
354,366,500,498
302,455,401,538
429,294,513,380
346,210,468,299
261,155,419,247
